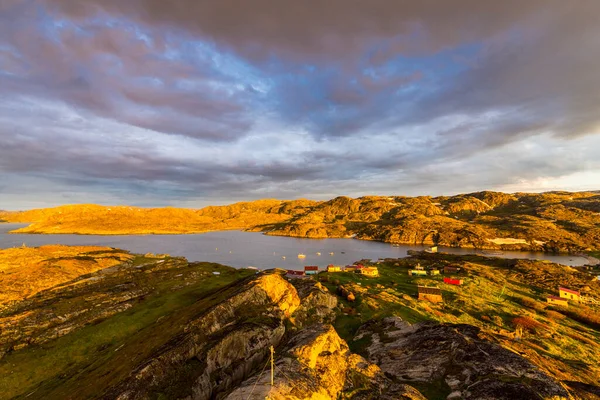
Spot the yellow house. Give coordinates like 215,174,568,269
547,295,568,307
429,269,440,276
559,287,580,302
358,267,379,277
327,265,342,272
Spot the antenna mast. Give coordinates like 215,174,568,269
270,345,275,386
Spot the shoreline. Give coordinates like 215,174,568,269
576,252,600,266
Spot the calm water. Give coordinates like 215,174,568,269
0,223,589,269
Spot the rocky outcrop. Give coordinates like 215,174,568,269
224,323,426,400
289,280,338,327
190,272,301,336
110,272,300,400
355,317,571,400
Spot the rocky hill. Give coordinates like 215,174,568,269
2,191,600,252
1,245,599,399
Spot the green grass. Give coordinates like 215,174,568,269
317,261,436,344
0,264,254,400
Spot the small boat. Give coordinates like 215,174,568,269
316,252,321,256
481,250,504,256
282,256,286,259
297,253,306,259
329,252,334,255
341,251,345,254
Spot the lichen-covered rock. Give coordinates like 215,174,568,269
225,324,422,400
190,272,301,336
355,317,571,400
290,280,338,327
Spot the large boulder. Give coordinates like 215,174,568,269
290,280,338,327
354,317,570,400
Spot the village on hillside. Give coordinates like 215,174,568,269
285,249,600,312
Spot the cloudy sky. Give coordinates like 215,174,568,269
1,1,599,210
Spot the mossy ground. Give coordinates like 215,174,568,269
0,257,255,400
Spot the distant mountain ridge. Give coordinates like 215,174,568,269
2,191,600,252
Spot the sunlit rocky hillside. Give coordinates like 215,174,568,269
2,191,600,253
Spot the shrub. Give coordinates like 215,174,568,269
518,296,544,311
512,316,547,333
558,306,600,330
565,331,597,346
544,310,566,321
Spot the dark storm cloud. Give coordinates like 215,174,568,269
46,0,546,61
0,4,257,141
1,0,600,208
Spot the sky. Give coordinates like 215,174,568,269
1,1,599,210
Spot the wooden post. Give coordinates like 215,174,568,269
270,345,275,386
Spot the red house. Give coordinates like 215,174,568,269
304,266,319,275
444,266,461,274
287,270,305,276
444,277,463,286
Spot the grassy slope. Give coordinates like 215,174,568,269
318,254,600,393
0,259,254,400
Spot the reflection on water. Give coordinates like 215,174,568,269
0,224,589,269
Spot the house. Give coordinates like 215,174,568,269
425,246,438,253
327,264,342,272
287,269,305,276
547,295,568,307
581,296,600,305
444,277,463,285
444,266,461,274
357,267,379,277
418,286,443,303
429,269,440,276
345,265,357,272
304,266,319,275
415,263,425,270
409,269,428,276
558,287,580,302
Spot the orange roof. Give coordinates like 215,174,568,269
304,266,319,271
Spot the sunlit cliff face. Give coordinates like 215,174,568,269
1,1,599,209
